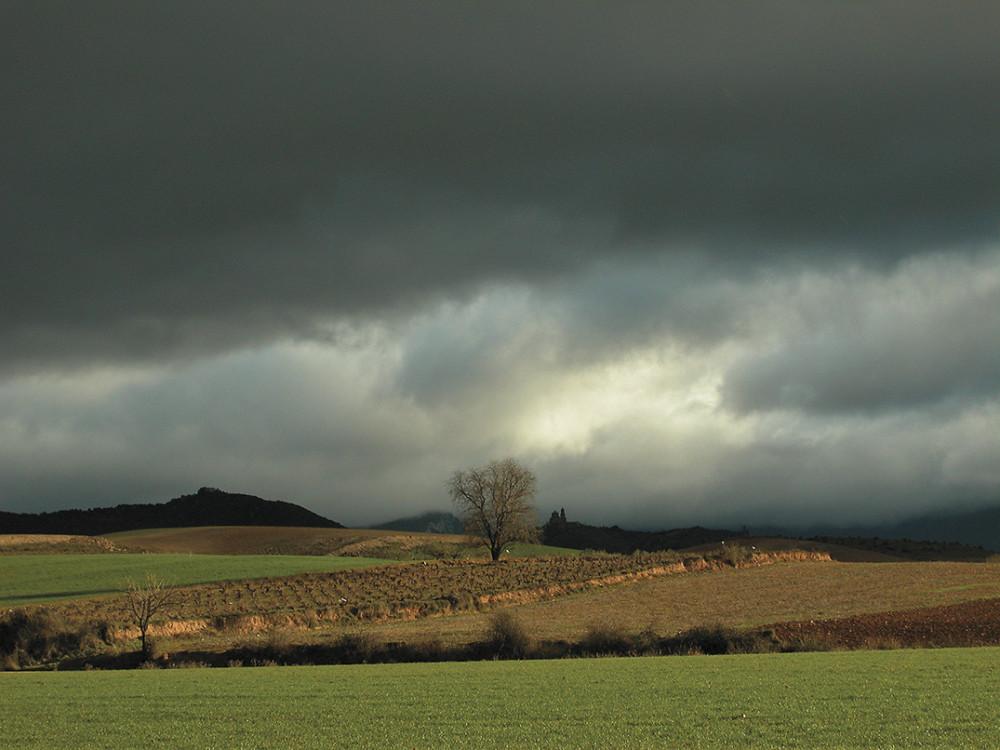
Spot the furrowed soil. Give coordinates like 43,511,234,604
771,596,1000,648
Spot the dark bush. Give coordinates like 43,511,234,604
720,543,754,566
663,624,780,655
335,632,379,663
578,623,631,656
0,609,110,669
263,628,294,661
632,624,662,655
483,611,531,659
142,636,164,661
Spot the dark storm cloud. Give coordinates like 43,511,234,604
722,255,1000,414
4,3,1000,527
4,2,1000,372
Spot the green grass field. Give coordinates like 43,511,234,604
0,553,389,606
2,649,998,748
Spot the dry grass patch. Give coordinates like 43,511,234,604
344,560,1000,646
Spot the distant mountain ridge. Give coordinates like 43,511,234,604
541,508,737,553
777,503,1000,552
374,511,464,535
543,504,999,559
0,487,342,536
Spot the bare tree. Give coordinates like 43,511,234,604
449,458,538,561
124,574,177,657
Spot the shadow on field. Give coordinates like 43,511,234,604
43,615,831,671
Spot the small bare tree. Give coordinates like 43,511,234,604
449,458,538,561
125,574,177,657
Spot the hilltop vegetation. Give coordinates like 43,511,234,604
0,487,342,536
542,510,996,561
541,509,735,553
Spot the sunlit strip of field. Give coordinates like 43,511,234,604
347,560,1000,646
0,553,389,606
3,649,999,749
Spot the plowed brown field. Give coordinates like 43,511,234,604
772,597,1000,648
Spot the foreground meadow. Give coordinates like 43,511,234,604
3,648,998,749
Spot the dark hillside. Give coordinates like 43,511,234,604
541,509,736,553
0,487,342,535
766,503,1000,553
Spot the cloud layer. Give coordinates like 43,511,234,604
2,3,999,526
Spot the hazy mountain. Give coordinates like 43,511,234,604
374,511,464,535
778,503,1000,552
0,487,342,536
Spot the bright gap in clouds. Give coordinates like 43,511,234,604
1,248,997,528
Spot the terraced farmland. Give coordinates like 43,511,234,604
47,550,826,636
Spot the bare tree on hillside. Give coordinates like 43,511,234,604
125,574,178,658
449,458,538,561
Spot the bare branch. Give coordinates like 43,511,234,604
124,573,178,657
449,458,538,561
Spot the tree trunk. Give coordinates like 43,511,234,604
490,545,502,561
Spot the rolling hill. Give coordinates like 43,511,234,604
0,487,342,535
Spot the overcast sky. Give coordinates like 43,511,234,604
3,2,1000,528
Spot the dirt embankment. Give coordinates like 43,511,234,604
771,596,1000,648
478,550,829,607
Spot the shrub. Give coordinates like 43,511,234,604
663,624,780,655
335,632,379,663
578,623,631,656
263,628,294,661
405,638,447,662
720,543,754,566
632,624,662,655
483,611,531,659
0,609,109,668
142,636,164,661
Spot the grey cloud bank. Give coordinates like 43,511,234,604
2,3,999,527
